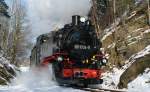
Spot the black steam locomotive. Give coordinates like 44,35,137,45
30,15,107,87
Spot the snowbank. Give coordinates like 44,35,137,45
101,68,124,89
101,44,150,91
128,68,150,92
100,67,150,92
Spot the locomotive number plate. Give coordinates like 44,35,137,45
74,45,90,50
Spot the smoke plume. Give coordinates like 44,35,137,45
26,0,91,41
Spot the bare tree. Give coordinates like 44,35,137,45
7,0,32,66
147,0,150,26
91,0,101,38
0,0,10,54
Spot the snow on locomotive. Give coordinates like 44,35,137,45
30,15,108,87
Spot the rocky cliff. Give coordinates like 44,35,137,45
91,0,150,89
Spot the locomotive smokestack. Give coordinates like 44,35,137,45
72,15,81,25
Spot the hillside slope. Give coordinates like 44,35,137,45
0,48,16,85
91,0,150,90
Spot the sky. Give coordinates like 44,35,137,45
5,0,26,6
5,0,11,6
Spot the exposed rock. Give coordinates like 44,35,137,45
0,49,16,85
0,77,7,85
91,0,150,90
118,54,150,88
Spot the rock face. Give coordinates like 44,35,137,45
0,49,16,85
91,0,150,89
118,54,150,88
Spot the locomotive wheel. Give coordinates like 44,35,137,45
83,84,88,88
52,62,68,85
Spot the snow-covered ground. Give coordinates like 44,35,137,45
99,44,150,91
101,68,124,89
100,67,150,92
0,66,86,92
128,68,150,92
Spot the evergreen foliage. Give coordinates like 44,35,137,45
0,0,9,17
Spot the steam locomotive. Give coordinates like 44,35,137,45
30,15,107,87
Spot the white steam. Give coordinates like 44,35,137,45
0,66,85,92
26,0,91,41
9,65,57,91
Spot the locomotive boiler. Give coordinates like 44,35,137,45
30,15,107,87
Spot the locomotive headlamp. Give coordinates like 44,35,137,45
80,17,86,22
102,59,107,65
43,39,47,42
57,56,63,62
86,59,89,63
93,55,96,59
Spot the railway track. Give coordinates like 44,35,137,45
80,88,126,92
72,86,126,92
